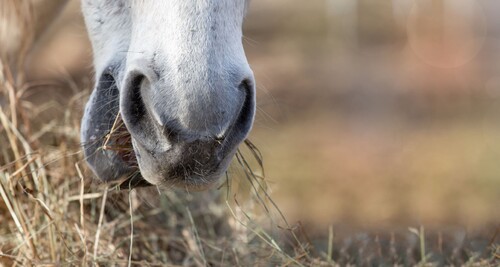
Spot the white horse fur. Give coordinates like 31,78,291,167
3,0,256,190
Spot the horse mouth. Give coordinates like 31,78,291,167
105,118,136,165
102,114,152,189
101,114,228,190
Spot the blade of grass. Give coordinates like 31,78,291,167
93,186,109,261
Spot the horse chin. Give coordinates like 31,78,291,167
160,175,221,192
131,137,234,191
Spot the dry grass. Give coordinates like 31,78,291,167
0,60,310,266
0,60,499,266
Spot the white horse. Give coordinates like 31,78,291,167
2,0,256,190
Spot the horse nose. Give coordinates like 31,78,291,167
119,66,256,186
120,67,255,151
161,78,254,144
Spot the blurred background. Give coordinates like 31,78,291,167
20,0,500,231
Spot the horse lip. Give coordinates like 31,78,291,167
165,151,234,191
127,133,235,188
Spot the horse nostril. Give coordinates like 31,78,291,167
120,71,160,152
122,73,147,126
234,78,256,135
